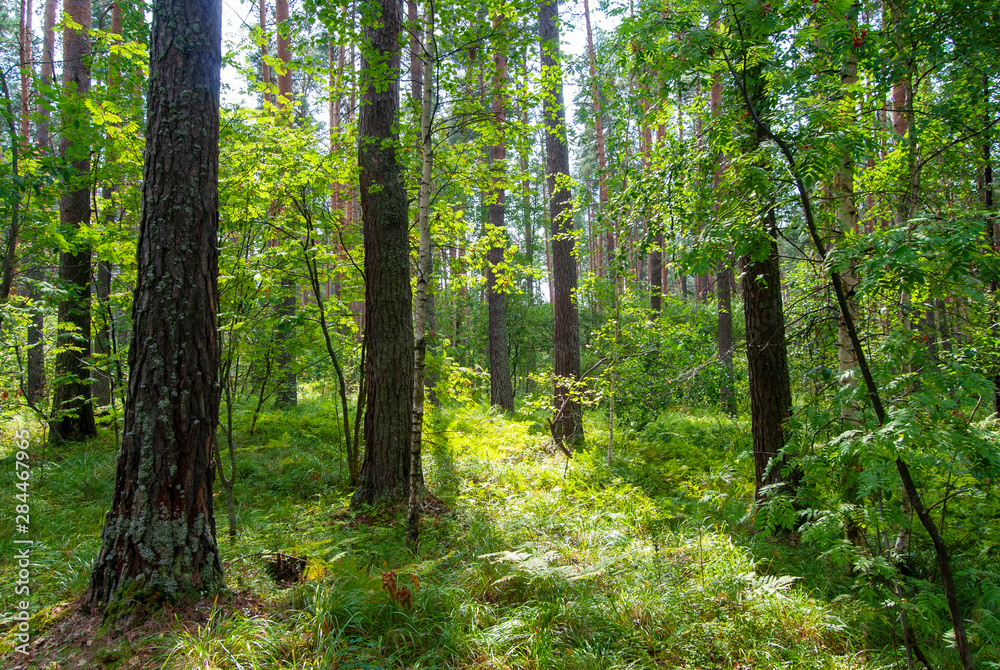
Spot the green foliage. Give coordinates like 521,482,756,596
1,403,910,668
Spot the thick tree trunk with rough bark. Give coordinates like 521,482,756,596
86,0,224,614
539,0,582,447
743,212,793,500
487,9,513,412
351,0,414,508
51,0,97,442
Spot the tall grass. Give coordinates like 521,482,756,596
2,399,902,668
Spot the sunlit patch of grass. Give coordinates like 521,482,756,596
3,400,891,669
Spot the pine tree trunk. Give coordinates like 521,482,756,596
521,101,533,300
351,0,414,508
51,0,97,442
36,0,56,152
92,258,113,409
583,0,611,280
539,0,582,447
19,0,32,140
87,0,224,613
712,74,735,415
487,8,513,412
743,211,793,500
259,0,271,104
27,0,57,404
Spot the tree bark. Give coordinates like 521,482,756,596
92,2,124,413
19,0,32,141
27,0,58,403
521,100,533,300
712,73,735,415
743,211,793,499
36,0,57,152
409,2,436,549
259,0,271,104
487,7,513,412
86,0,224,613
350,0,414,508
982,74,999,415
724,30,974,664
51,0,97,442
539,0,582,447
583,0,611,280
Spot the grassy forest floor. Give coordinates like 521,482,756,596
2,397,921,669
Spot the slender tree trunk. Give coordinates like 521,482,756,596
87,0,224,612
301,220,357,482
540,0,582,447
831,26,866,546
19,0,32,140
36,0,57,153
0,69,22,326
272,0,297,408
583,0,611,281
833,46,861,420
259,0,271,104
351,0,414,508
521,101,533,300
409,4,436,548
648,124,662,313
487,7,513,412
92,2,123,413
894,493,919,670
27,0,58,403
712,74,735,415
982,74,999,415
51,0,97,442
215,377,239,539
92,258,113,409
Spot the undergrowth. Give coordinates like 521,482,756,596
0,397,940,668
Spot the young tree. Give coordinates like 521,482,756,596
409,0,436,548
87,0,224,612
350,0,414,508
711,73,736,416
540,0,582,446
51,0,97,442
272,0,298,408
